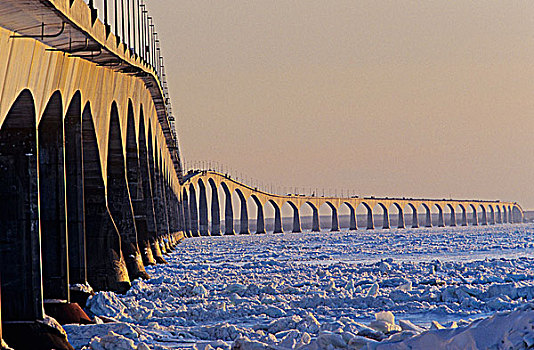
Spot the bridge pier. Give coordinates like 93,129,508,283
509,206,514,224
470,205,478,226
237,190,250,234
437,206,445,227
461,206,468,226
409,205,419,228
223,184,235,235
272,202,284,233
189,185,200,237
348,205,358,230
198,181,210,236
424,205,432,227
481,207,488,225
311,205,321,232
209,180,221,235
382,207,390,229
182,190,191,237
252,197,265,234
290,204,302,233
396,206,405,229
489,207,496,225
366,206,374,230
496,207,502,224
330,205,340,232
39,92,70,302
65,94,89,286
449,206,457,226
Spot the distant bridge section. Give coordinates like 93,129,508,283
182,171,523,236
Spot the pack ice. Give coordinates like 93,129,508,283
63,223,534,349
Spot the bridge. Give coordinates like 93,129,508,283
0,1,525,349
182,170,523,236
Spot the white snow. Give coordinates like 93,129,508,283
64,223,534,349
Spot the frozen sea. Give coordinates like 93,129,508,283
65,223,534,349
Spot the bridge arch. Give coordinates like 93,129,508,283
359,202,374,230
469,203,478,226
268,200,283,233
433,203,445,227
374,202,389,229
188,183,199,237
208,178,221,236
405,203,419,228
197,178,210,236
446,203,456,226
287,200,302,233
420,203,432,227
392,203,405,229
457,204,467,226
321,201,340,231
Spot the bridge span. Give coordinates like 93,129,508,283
182,170,523,236
0,0,187,348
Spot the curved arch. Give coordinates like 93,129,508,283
107,102,148,280
343,202,358,230
0,89,43,320
305,201,320,232
220,182,234,235
479,204,488,225
393,203,405,228
287,201,302,233
487,205,495,225
39,90,69,301
235,188,250,234
361,202,374,230
197,179,209,236
208,178,221,235
251,194,265,234
512,205,524,223
268,200,283,233
182,188,190,236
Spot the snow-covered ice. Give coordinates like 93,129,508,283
64,223,534,349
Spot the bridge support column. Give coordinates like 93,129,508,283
292,206,302,233
496,208,502,224
425,207,432,227
223,187,235,235
366,208,374,230
509,206,514,224
489,208,496,225
182,192,191,238
348,206,358,230
210,181,221,235
238,193,250,234
39,95,70,302
437,207,445,227
255,200,265,234
273,204,283,234
330,207,339,232
449,208,457,226
397,208,405,229
461,207,468,226
312,207,321,232
481,208,488,225
65,97,88,286
382,208,390,229
198,181,209,236
0,91,44,322
411,207,419,228
189,186,199,236
471,207,478,226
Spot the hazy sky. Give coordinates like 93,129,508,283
146,1,534,209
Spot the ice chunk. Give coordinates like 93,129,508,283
374,311,395,325
398,320,425,333
366,283,379,297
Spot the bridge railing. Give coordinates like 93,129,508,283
78,0,175,137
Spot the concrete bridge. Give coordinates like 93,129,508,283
0,1,526,349
0,0,186,348
182,171,523,236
